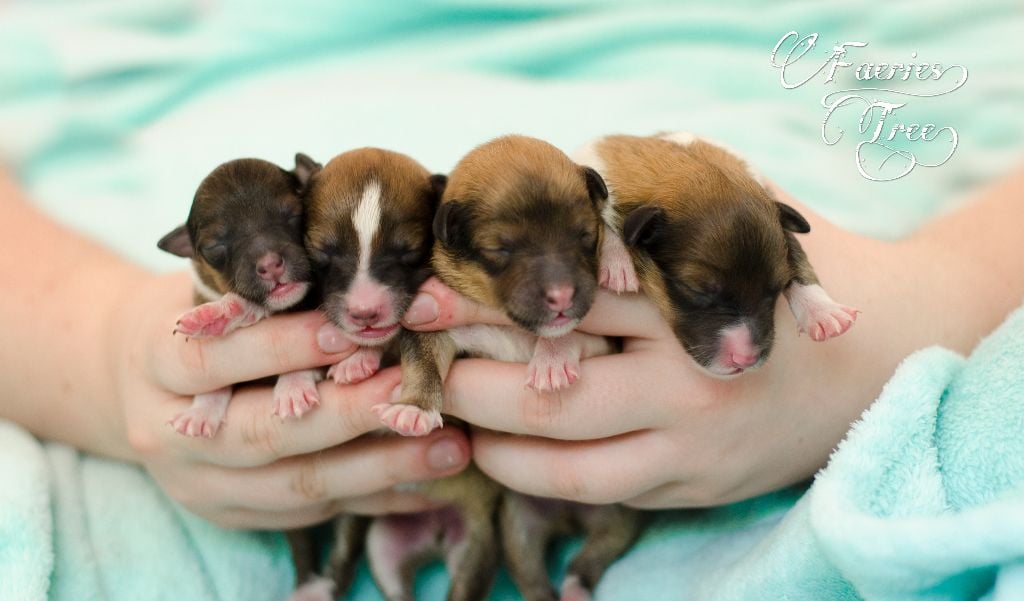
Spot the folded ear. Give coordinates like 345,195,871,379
433,201,471,249
157,224,193,257
622,205,666,248
428,174,447,204
293,153,322,189
777,201,811,234
582,166,608,204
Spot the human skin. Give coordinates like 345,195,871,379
400,171,1024,508
0,167,1020,525
0,171,470,529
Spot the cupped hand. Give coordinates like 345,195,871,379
109,271,470,528
401,192,897,509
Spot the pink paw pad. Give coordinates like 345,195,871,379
272,378,320,420
327,348,382,385
372,403,443,436
174,300,244,338
800,304,859,341
599,260,640,294
525,356,580,392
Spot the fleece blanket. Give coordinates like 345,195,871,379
1,0,1023,599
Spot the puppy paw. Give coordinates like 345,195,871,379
560,575,592,601
599,238,639,294
272,370,321,419
372,403,443,437
168,388,231,438
525,352,580,392
286,577,335,601
327,347,382,385
786,283,860,341
174,293,264,338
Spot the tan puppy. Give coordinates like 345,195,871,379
572,131,859,377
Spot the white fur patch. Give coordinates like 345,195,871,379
659,130,696,146
352,180,383,276
570,139,620,230
450,324,537,363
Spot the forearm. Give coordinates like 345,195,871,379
0,172,146,460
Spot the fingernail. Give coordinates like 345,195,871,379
403,293,439,326
317,322,353,354
426,435,466,472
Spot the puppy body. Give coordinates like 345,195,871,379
572,132,858,377
157,156,317,437
396,135,641,601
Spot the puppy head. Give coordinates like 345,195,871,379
304,148,444,346
623,172,809,377
435,135,607,338
157,156,314,310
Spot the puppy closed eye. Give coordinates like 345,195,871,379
308,247,330,266
400,248,428,267
200,244,227,269
682,282,722,309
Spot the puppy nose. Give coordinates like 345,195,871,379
729,352,758,369
545,284,575,313
256,252,285,281
349,306,381,326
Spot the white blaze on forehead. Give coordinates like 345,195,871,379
352,179,383,275
659,130,696,146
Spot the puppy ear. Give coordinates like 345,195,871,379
433,201,469,249
428,174,447,205
157,224,193,257
622,205,665,248
776,202,811,234
293,153,322,189
582,167,608,203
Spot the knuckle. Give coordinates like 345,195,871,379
518,393,564,437
126,425,163,458
291,455,327,502
239,410,284,461
546,455,591,502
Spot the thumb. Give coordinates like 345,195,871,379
400,277,511,331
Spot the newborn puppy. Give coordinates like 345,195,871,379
157,156,317,437
388,134,614,437
572,132,859,377
301,147,445,388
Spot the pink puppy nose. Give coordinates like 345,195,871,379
729,352,758,368
545,284,575,313
256,252,285,281
349,306,381,326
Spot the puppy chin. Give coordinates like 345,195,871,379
263,281,310,311
700,357,766,379
535,316,581,338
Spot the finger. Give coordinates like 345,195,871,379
471,428,673,505
194,490,441,530
190,429,471,511
160,368,407,467
400,277,511,331
443,352,681,440
154,310,357,395
575,290,669,339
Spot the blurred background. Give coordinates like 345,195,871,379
1,0,1021,274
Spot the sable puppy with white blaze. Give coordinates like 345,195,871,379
572,132,859,377
301,148,445,435
157,156,318,437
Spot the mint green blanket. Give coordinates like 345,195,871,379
1,1,1022,599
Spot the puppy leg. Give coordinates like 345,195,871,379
287,515,369,601
500,491,566,601
327,346,384,385
783,233,859,341
598,229,640,294
373,331,454,436
174,292,269,338
444,505,500,601
168,386,232,437
525,332,615,392
561,504,643,601
366,511,446,601
273,369,323,419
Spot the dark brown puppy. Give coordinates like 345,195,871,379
156,156,317,437
396,135,642,601
572,131,859,377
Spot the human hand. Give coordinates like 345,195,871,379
109,271,471,528
401,188,904,509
